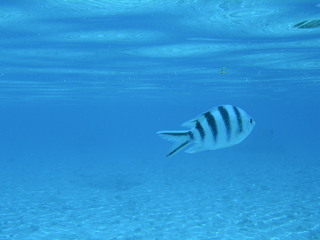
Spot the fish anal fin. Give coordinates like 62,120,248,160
185,144,207,154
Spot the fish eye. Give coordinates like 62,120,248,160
250,118,253,123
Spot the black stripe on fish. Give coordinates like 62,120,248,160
167,141,189,157
164,132,189,137
233,106,243,134
188,131,194,140
218,106,231,140
195,121,205,140
204,111,218,142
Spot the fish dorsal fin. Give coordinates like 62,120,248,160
181,118,198,128
181,113,207,128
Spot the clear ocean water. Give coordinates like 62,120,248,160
0,1,320,240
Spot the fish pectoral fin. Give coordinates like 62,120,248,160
185,144,207,153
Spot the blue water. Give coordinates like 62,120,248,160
1,1,320,239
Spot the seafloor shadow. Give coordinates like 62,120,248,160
79,173,143,192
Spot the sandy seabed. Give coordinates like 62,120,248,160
0,154,319,240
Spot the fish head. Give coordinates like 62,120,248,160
243,114,255,135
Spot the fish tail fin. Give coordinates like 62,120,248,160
157,130,192,157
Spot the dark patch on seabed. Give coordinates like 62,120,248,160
294,19,320,29
80,173,142,192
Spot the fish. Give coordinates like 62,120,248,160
157,105,255,157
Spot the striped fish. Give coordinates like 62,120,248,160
157,105,255,157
